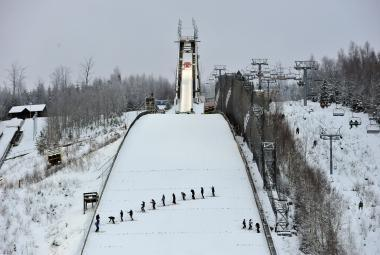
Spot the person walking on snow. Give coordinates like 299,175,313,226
141,201,146,212
95,214,100,232
151,199,156,210
120,210,124,222
129,210,133,220
172,193,176,204
201,187,204,199
181,192,186,200
161,194,166,206
95,220,99,232
211,186,215,197
248,219,253,230
296,127,299,135
191,189,195,199
242,219,246,229
359,201,363,210
256,223,260,233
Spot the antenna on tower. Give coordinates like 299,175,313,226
178,19,182,39
192,18,198,39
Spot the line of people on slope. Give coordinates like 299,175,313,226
242,219,260,233
95,186,216,232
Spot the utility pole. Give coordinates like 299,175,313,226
294,61,318,106
251,59,268,91
320,128,342,175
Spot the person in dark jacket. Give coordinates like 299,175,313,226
191,189,195,199
172,193,176,204
120,210,124,222
181,192,186,200
95,214,100,232
108,216,115,224
248,219,253,230
242,219,246,229
211,186,215,197
256,223,260,233
201,187,204,199
141,201,145,212
151,199,156,210
161,194,166,206
129,210,133,220
95,220,99,232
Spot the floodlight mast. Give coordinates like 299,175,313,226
294,61,318,106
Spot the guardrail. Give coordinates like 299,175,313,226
220,112,277,255
0,129,19,170
79,111,149,255
0,120,25,170
0,139,13,170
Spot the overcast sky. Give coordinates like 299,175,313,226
0,0,379,88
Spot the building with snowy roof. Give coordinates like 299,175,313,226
8,104,47,119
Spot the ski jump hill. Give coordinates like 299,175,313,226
82,113,271,254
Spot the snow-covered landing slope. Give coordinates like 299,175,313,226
83,114,270,255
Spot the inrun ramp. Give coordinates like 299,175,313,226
83,114,270,255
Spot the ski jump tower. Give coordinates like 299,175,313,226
175,19,201,113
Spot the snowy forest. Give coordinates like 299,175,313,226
0,59,174,146
313,41,380,112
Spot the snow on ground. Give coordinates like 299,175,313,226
281,100,380,255
7,117,46,158
83,114,270,255
0,111,139,254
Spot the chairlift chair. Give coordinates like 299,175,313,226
367,119,380,134
367,124,380,134
333,106,345,116
349,113,362,127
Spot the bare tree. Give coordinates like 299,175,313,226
80,57,94,86
50,66,71,89
6,63,26,98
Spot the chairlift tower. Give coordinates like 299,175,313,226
214,65,226,111
261,141,277,190
214,65,226,78
251,59,268,91
294,61,318,106
320,128,342,175
262,77,277,95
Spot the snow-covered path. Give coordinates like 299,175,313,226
83,114,270,255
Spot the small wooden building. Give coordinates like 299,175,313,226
8,104,47,119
